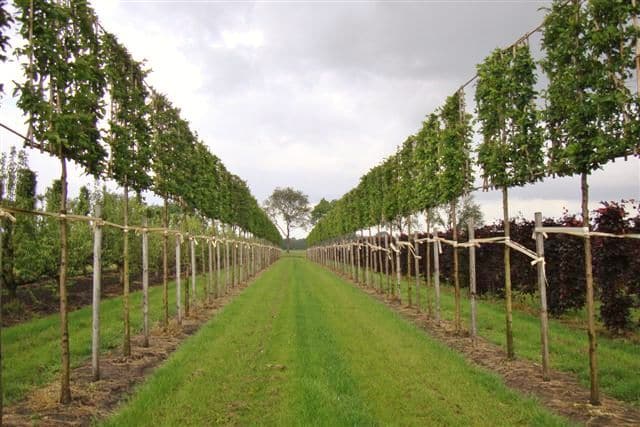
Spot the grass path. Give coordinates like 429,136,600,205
3,274,210,403
104,256,569,426
369,271,640,406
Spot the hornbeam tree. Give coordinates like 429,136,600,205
541,0,640,405
102,32,152,357
438,90,473,334
14,0,106,404
475,43,544,359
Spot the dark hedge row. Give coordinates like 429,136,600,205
346,202,639,333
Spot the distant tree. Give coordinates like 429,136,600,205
264,187,310,252
310,198,335,225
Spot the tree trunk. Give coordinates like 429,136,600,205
59,156,71,404
503,186,515,359
142,215,149,348
91,201,102,380
582,172,599,405
286,224,291,253
122,183,131,357
451,199,461,333
208,239,213,304
162,198,169,330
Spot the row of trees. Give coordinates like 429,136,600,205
308,0,639,405
0,0,280,408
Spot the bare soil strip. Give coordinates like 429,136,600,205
3,283,251,427
357,283,640,426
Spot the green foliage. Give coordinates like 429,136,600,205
14,0,106,175
541,0,640,176
438,91,473,203
101,32,152,192
0,0,13,95
310,198,336,225
476,45,544,188
414,113,441,210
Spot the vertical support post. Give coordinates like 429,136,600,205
468,219,477,346
91,202,103,380
208,239,213,304
433,233,441,324
175,235,182,324
535,212,551,381
414,231,420,312
395,236,402,302
190,237,197,308
142,216,149,348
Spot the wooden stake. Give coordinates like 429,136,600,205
142,216,149,348
451,199,461,333
414,231,420,312
395,236,402,302
468,219,477,346
208,239,213,303
433,232,441,324
190,238,196,308
91,201,102,380
535,212,551,381
175,235,182,324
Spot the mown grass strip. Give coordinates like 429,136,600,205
104,256,570,426
364,269,640,406
3,273,214,403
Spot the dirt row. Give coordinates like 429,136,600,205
3,281,252,427
354,282,640,426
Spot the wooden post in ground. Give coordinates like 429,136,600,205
216,240,221,297
414,231,420,312
385,232,391,294
535,212,551,381
175,235,182,324
395,236,402,302
426,214,432,316
503,187,515,359
433,232,441,324
468,219,477,346
208,239,213,303
91,202,103,381
142,216,149,348
451,199,461,334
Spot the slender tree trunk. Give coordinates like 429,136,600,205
286,224,290,253
582,173,599,405
395,236,402,302
122,183,131,357
503,186,514,359
142,215,149,348
91,201,103,380
162,198,169,330
216,240,221,297
452,199,461,333
59,156,71,404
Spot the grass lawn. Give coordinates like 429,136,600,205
2,272,223,404
103,255,570,426
361,268,640,406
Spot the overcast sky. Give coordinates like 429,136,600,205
1,0,638,238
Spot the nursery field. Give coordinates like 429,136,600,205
103,255,569,426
